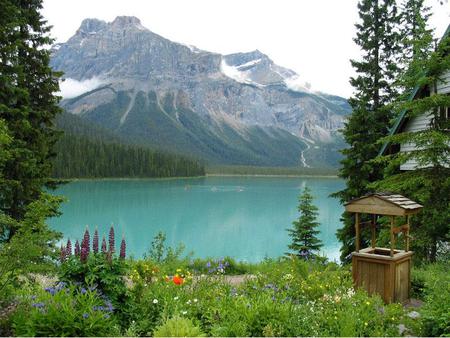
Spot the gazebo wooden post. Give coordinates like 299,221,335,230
371,214,376,248
355,212,360,252
406,215,410,252
390,216,395,257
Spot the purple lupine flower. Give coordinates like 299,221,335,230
74,240,81,256
206,261,211,268
119,237,126,259
105,301,114,312
93,228,99,253
32,302,45,308
55,282,66,291
80,245,89,263
82,228,90,253
108,226,115,253
60,245,66,263
81,287,87,294
45,287,56,296
101,236,107,253
82,313,89,319
66,239,72,257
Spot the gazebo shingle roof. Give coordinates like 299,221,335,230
345,192,423,216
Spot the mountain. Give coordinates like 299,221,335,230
51,16,351,168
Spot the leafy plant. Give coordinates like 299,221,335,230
12,283,119,337
58,227,128,308
153,316,205,337
415,263,450,336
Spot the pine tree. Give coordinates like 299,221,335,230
372,19,450,262
0,0,62,240
398,0,434,93
333,0,402,262
286,187,323,259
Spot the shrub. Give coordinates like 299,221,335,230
58,227,128,305
153,316,205,337
59,254,128,305
416,263,450,336
189,257,250,275
12,283,119,336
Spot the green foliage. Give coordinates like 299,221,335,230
334,0,402,262
52,132,205,179
0,194,62,303
12,283,120,337
189,257,251,275
286,187,323,259
145,231,190,271
153,316,205,337
412,263,450,336
59,254,128,306
372,29,450,262
0,0,62,234
123,257,407,337
147,231,168,263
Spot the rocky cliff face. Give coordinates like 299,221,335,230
52,16,350,167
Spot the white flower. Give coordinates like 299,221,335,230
181,310,187,315
174,296,179,301
186,300,191,305
193,298,198,303
153,299,158,304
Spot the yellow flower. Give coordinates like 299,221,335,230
364,322,368,326
366,301,370,305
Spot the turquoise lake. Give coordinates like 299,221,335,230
49,176,345,262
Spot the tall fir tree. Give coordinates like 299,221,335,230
0,0,62,240
333,0,402,262
372,18,450,262
286,187,323,259
398,0,434,92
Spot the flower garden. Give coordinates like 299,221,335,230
0,227,448,337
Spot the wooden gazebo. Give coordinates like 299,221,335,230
345,192,423,303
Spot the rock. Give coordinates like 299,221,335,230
408,311,421,319
398,323,407,335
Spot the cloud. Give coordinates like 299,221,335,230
284,75,312,93
58,77,103,98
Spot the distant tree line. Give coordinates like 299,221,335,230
52,134,205,178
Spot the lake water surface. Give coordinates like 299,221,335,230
49,176,345,262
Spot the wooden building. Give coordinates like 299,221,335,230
345,193,423,303
379,24,450,170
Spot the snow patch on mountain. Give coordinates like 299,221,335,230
236,58,262,69
220,59,264,87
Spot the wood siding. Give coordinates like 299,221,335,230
437,70,450,94
352,250,412,303
399,69,450,170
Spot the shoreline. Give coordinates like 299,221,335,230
206,173,339,178
53,173,340,181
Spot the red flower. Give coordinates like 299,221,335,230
173,275,184,285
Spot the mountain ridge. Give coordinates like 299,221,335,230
51,16,350,168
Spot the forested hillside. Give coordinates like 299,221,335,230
53,113,205,178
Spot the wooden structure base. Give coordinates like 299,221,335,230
352,247,412,304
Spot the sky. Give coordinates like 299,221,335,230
42,0,449,98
